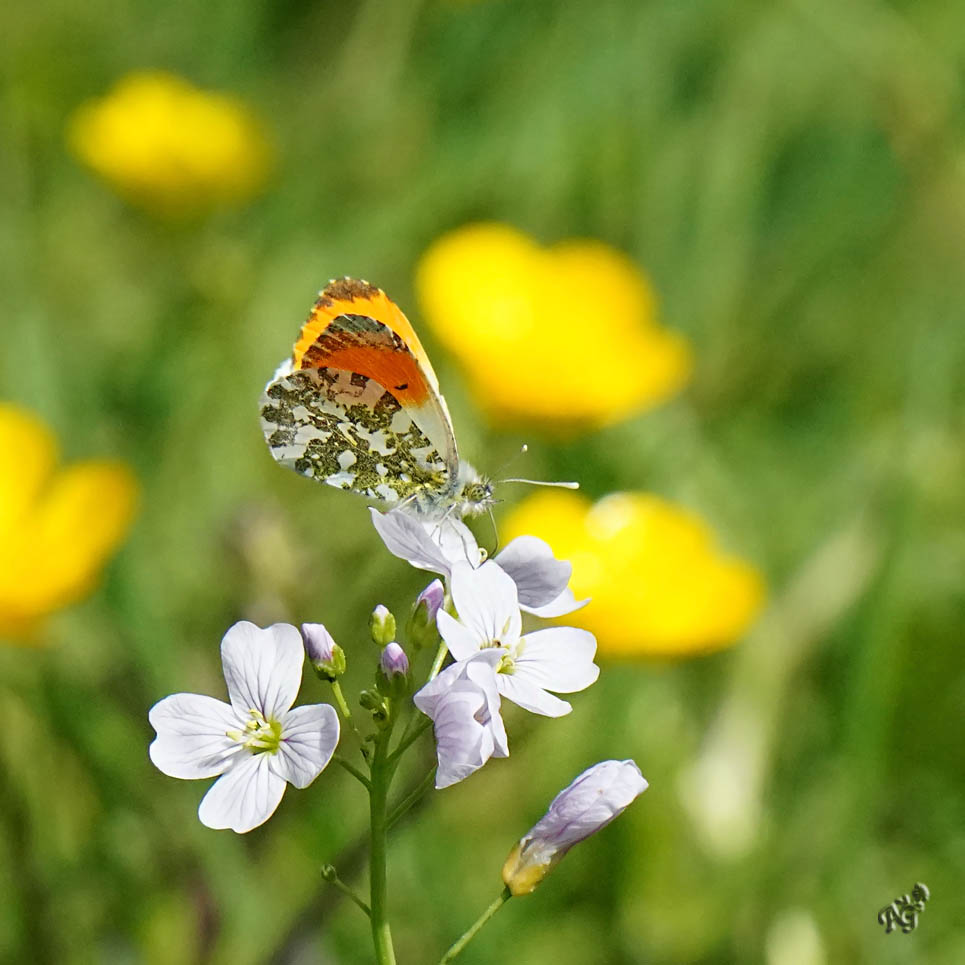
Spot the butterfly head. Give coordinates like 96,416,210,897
453,463,496,518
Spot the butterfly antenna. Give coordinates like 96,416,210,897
502,478,580,489
492,444,530,480
497,444,579,489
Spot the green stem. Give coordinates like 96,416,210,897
428,638,449,680
330,681,353,720
389,716,432,764
439,887,512,963
387,765,437,829
369,731,398,965
331,680,367,747
321,865,371,917
334,755,371,789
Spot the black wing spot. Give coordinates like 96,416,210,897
395,383,408,391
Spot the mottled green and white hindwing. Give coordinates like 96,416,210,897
260,364,451,504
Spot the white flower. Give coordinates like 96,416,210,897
438,561,599,717
370,508,483,574
149,621,340,833
502,759,648,895
413,650,508,788
369,508,586,615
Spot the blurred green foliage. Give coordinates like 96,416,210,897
2,0,964,962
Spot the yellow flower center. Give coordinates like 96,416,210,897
227,709,282,755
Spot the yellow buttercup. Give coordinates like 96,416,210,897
0,404,138,642
416,223,692,430
504,489,764,658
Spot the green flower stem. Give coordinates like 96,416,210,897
334,755,371,789
439,887,512,963
330,680,368,749
321,865,371,917
387,765,437,829
389,715,432,764
369,726,398,965
330,680,353,720
428,638,449,680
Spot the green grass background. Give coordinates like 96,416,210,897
2,0,964,962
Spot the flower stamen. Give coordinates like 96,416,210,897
227,708,283,754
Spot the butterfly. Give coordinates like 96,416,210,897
260,278,495,519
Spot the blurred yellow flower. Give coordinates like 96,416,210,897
67,71,272,217
415,223,692,429
0,404,139,642
504,490,764,658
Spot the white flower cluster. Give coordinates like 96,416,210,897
371,509,599,788
147,509,613,829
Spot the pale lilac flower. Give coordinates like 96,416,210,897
369,508,586,615
380,641,409,678
502,759,648,895
149,621,340,833
413,650,508,788
438,561,599,717
493,535,588,617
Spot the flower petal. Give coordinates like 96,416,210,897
436,610,482,661
431,688,496,788
148,693,242,779
449,561,521,648
221,621,304,719
464,658,509,758
495,536,571,610
370,508,449,573
272,703,340,789
497,674,572,717
413,649,504,717
198,753,287,833
527,760,648,849
370,509,482,576
434,518,484,569
516,627,600,692
414,650,508,780
522,587,590,618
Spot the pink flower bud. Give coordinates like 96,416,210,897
502,759,647,895
301,623,335,663
301,623,346,680
415,578,445,622
380,641,409,678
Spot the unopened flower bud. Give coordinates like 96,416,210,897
417,579,445,622
380,642,409,678
502,760,647,896
359,688,388,723
369,604,396,647
408,579,445,649
301,623,346,681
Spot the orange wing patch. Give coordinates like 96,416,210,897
292,278,438,391
295,311,435,409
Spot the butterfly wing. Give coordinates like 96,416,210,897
260,279,460,506
261,362,451,503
